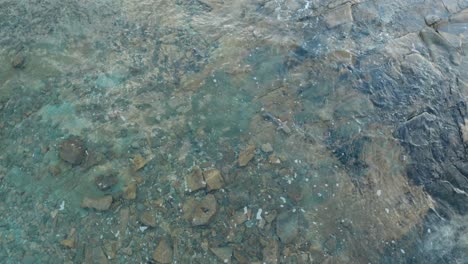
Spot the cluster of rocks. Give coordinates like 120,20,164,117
184,166,224,227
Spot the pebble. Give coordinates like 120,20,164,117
59,137,86,165
203,169,224,191
152,239,173,264
185,166,206,192
238,144,256,167
191,194,217,226
80,195,113,211
140,211,157,227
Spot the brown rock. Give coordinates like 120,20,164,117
192,194,217,226
152,239,173,264
185,166,206,192
140,211,157,227
80,195,113,211
203,169,224,191
59,137,86,165
238,144,256,167
132,154,147,171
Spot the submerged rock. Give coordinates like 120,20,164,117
152,239,173,264
95,175,119,191
140,211,157,227
210,247,233,263
191,194,217,226
11,53,26,69
60,238,75,249
80,195,113,211
185,166,206,192
238,144,256,167
203,169,224,191
59,137,86,165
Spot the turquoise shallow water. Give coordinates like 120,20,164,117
1,1,468,263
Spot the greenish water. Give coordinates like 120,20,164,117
1,1,468,263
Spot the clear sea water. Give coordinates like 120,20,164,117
1,1,467,263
